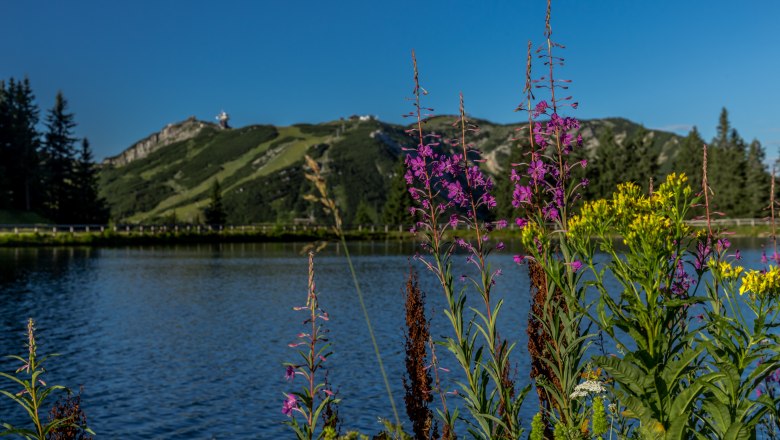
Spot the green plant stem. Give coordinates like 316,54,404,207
338,234,400,429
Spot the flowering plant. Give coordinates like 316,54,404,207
283,252,340,440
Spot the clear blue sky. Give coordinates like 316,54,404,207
3,0,779,163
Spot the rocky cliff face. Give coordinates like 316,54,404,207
102,117,217,167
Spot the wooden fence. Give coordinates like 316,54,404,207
0,218,775,235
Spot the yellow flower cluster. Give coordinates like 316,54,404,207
624,213,672,251
654,173,691,206
520,221,544,250
613,182,651,225
567,173,693,250
710,259,744,280
568,199,610,240
740,266,780,297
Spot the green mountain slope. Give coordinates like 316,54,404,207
98,116,685,224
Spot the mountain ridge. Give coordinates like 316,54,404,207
98,115,684,224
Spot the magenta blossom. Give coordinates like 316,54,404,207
570,260,583,272
282,394,298,417
284,365,295,381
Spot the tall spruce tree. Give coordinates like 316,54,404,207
0,78,41,212
203,179,227,227
42,91,78,223
708,109,748,217
0,80,8,208
672,127,705,192
744,139,771,218
381,158,414,225
494,144,525,221
625,126,658,193
71,138,109,224
587,125,625,199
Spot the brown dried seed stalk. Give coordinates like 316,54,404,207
403,267,434,440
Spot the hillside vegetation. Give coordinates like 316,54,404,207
98,111,771,225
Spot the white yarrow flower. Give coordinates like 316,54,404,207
569,379,606,399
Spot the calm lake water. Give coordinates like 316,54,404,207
0,238,772,438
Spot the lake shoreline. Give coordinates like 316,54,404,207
0,224,776,247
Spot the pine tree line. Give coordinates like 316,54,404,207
672,108,772,218
0,77,108,224
384,108,775,224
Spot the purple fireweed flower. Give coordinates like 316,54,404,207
773,251,780,264
445,181,467,207
510,168,521,182
285,365,295,381
513,255,525,265
542,204,559,221
282,394,298,417
449,214,459,229
481,193,497,209
533,124,548,148
533,100,549,118
553,187,565,207
570,260,583,272
515,217,528,228
717,238,731,252
496,242,505,251
669,259,693,296
513,185,532,207
580,178,589,188
762,250,768,265
495,219,508,230
528,159,546,182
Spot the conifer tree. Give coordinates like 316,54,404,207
0,80,9,208
672,127,705,192
203,179,227,227
72,138,109,224
744,139,771,218
495,144,524,221
0,78,41,211
381,158,414,225
625,126,658,193
354,200,376,225
587,125,624,199
42,91,78,222
708,109,748,217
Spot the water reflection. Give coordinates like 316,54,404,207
0,238,772,438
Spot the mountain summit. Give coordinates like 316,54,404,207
98,116,682,224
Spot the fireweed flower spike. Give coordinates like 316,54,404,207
405,51,526,438
282,252,341,439
511,0,592,435
0,319,94,438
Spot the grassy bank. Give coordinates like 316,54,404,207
0,228,414,247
